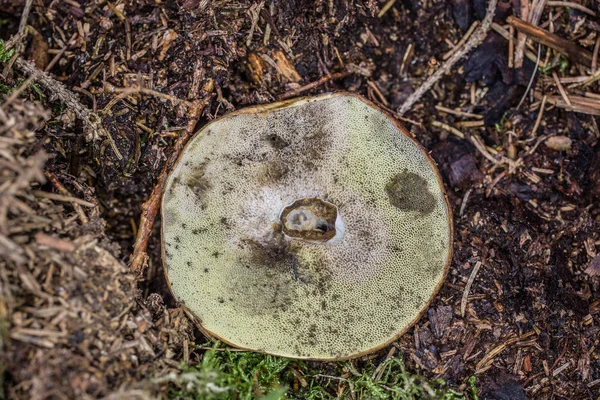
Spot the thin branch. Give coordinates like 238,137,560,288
277,71,351,100
547,1,595,17
514,0,546,68
17,0,33,37
129,98,211,276
13,58,123,160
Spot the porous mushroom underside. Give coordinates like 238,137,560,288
161,93,452,360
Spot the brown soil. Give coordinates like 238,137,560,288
1,0,599,399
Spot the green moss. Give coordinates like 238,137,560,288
163,343,472,400
0,40,14,63
163,344,291,400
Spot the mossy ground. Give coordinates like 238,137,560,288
164,344,471,400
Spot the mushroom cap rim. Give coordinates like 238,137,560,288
159,91,454,361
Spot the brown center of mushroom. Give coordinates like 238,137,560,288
280,198,338,242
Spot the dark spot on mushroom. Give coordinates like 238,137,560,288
186,261,192,267
186,162,211,200
204,268,209,273
258,161,289,184
266,133,289,149
212,251,222,258
220,217,231,229
170,176,180,191
386,171,436,214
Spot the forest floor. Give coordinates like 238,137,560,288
1,0,600,399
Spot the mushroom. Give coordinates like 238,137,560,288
161,92,452,360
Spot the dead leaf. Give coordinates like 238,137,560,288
272,50,301,83
584,254,600,277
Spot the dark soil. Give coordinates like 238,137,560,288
1,0,600,398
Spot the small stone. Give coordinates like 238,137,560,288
545,136,572,151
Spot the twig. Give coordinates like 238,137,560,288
552,71,572,106
32,190,96,208
461,261,483,317
508,16,594,67
367,81,389,106
567,68,600,88
431,120,465,139
377,0,397,18
397,0,498,115
491,23,545,66
470,134,500,165
508,25,515,68
531,94,547,136
44,171,89,225
459,188,473,217
129,98,210,276
443,21,479,61
431,121,519,170
533,91,600,115
45,33,77,73
101,84,196,114
17,0,33,38
35,233,76,253
13,58,123,160
547,1,596,16
475,335,519,373
435,105,482,119
593,35,600,72
277,71,351,100
515,0,546,68
514,0,530,69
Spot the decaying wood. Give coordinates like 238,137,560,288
508,16,594,67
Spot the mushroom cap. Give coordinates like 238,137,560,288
161,92,453,360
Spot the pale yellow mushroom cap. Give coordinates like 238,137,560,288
161,93,452,360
